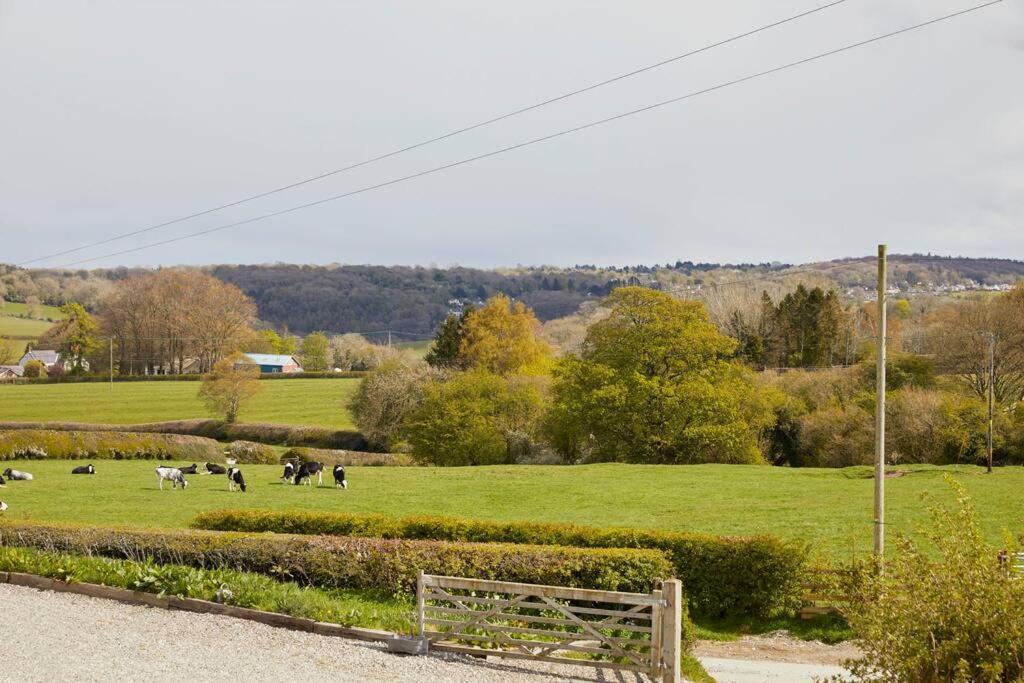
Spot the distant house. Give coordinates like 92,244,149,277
0,365,24,381
18,350,63,371
241,353,303,374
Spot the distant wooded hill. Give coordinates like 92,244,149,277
3,254,1023,336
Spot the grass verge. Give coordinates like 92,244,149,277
0,545,414,632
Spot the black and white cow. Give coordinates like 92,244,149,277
227,467,247,492
281,461,296,484
177,463,198,475
2,468,33,481
333,464,348,489
294,461,324,487
155,466,188,490
203,462,226,475
0,473,5,487
71,464,96,475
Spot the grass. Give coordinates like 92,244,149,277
0,302,65,319
0,545,414,632
394,339,432,358
1,460,1022,561
0,378,361,428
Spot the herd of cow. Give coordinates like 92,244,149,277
0,459,348,513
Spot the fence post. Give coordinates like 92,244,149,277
417,570,425,638
660,578,681,683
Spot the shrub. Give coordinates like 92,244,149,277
838,478,1024,681
0,520,673,596
0,429,221,462
796,405,874,467
280,447,413,467
223,440,278,464
192,510,808,618
22,359,46,378
349,358,438,450
403,371,547,466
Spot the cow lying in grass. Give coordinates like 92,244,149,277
71,464,95,475
203,462,226,475
2,468,33,481
177,464,198,475
155,466,187,490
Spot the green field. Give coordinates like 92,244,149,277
1,461,1020,560
0,379,360,428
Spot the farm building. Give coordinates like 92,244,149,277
0,365,24,380
241,353,303,373
17,349,86,372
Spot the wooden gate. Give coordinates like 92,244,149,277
417,573,682,682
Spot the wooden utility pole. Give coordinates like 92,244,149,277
874,245,887,557
109,337,114,390
987,332,996,474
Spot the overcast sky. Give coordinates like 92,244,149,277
1,0,1021,269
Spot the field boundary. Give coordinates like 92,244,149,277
0,570,394,642
8,371,367,384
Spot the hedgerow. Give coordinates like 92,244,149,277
280,447,414,467
0,520,673,596
0,429,220,462
0,420,370,450
0,545,415,633
224,440,278,464
192,510,808,617
14,371,366,384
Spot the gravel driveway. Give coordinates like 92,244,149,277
1,584,646,682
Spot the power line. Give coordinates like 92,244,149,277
44,0,1004,270
17,0,850,268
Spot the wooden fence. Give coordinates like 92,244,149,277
417,573,682,682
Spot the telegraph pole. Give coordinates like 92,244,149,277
109,337,114,391
874,245,887,557
987,333,996,474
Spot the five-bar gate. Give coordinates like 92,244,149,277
417,573,682,682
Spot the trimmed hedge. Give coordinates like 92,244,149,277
0,429,221,462
281,447,414,467
193,510,808,617
225,440,279,464
15,371,367,384
0,520,673,596
0,420,370,451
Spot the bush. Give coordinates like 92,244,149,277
0,420,370,451
838,478,1024,681
223,440,278,464
280,447,414,467
403,371,547,466
349,358,438,450
0,520,673,596
193,509,808,617
0,429,221,461
796,405,874,467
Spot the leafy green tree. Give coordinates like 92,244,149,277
425,305,473,368
762,285,844,368
41,302,98,373
459,295,550,375
545,287,772,464
403,370,546,465
198,352,262,423
22,359,46,378
299,331,329,371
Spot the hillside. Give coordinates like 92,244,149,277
3,254,1022,336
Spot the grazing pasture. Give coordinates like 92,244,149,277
0,378,360,428
1,460,1021,560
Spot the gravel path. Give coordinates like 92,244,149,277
1,584,649,683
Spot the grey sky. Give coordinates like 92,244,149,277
1,0,1021,269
